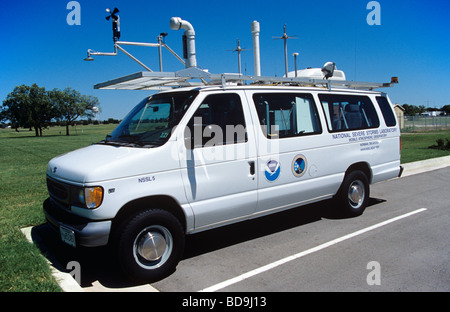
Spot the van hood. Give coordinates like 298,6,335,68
47,144,176,184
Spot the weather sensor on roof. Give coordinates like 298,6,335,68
106,8,120,42
83,9,187,72
321,62,336,80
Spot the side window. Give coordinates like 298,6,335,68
319,94,380,132
253,93,321,139
376,96,397,127
186,93,247,148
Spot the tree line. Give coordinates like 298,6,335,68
402,104,450,116
0,84,100,136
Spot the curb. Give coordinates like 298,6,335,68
20,226,84,292
401,155,450,177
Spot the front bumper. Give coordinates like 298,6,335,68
43,198,111,247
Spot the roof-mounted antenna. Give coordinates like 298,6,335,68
227,39,250,74
273,24,298,77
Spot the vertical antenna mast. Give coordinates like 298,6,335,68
227,39,249,74
273,24,298,77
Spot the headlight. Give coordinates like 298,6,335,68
72,186,104,209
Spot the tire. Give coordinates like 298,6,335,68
336,170,370,217
116,209,185,283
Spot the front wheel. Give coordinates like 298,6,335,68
116,209,185,283
336,170,370,217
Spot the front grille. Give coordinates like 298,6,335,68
46,176,71,208
47,178,68,200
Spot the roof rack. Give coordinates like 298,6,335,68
94,67,398,91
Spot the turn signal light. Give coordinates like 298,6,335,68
84,187,104,209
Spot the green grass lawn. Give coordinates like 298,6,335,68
400,130,450,163
0,124,115,291
0,125,449,291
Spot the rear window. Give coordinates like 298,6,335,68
319,94,380,132
376,96,397,127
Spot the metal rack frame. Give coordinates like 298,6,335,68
94,67,397,91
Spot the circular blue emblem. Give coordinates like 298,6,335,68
265,160,281,182
292,155,307,177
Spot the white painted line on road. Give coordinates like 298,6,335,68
199,208,428,292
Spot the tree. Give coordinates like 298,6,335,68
402,104,417,116
442,105,450,116
50,87,100,135
402,104,427,116
1,84,54,136
418,105,426,115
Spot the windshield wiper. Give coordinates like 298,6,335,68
97,134,145,147
118,135,145,146
98,134,160,148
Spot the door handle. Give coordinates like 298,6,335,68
249,161,255,176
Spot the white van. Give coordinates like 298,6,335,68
44,81,402,282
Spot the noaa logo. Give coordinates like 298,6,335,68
292,155,307,177
264,160,281,182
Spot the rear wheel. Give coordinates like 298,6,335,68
116,209,185,283
336,170,370,217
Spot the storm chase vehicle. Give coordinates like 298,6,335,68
44,16,401,282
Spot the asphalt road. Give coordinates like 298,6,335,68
30,166,449,292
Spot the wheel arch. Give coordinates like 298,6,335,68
112,195,187,235
345,162,373,184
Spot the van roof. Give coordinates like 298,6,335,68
151,85,384,96
96,81,388,97
94,68,396,92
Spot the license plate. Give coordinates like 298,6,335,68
60,226,76,247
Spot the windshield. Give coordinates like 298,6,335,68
103,91,198,147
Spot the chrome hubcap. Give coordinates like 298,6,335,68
137,232,166,262
348,180,364,209
133,225,172,269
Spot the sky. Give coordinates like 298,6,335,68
1,0,449,120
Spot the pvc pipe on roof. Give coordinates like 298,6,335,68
251,21,261,76
170,17,197,68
